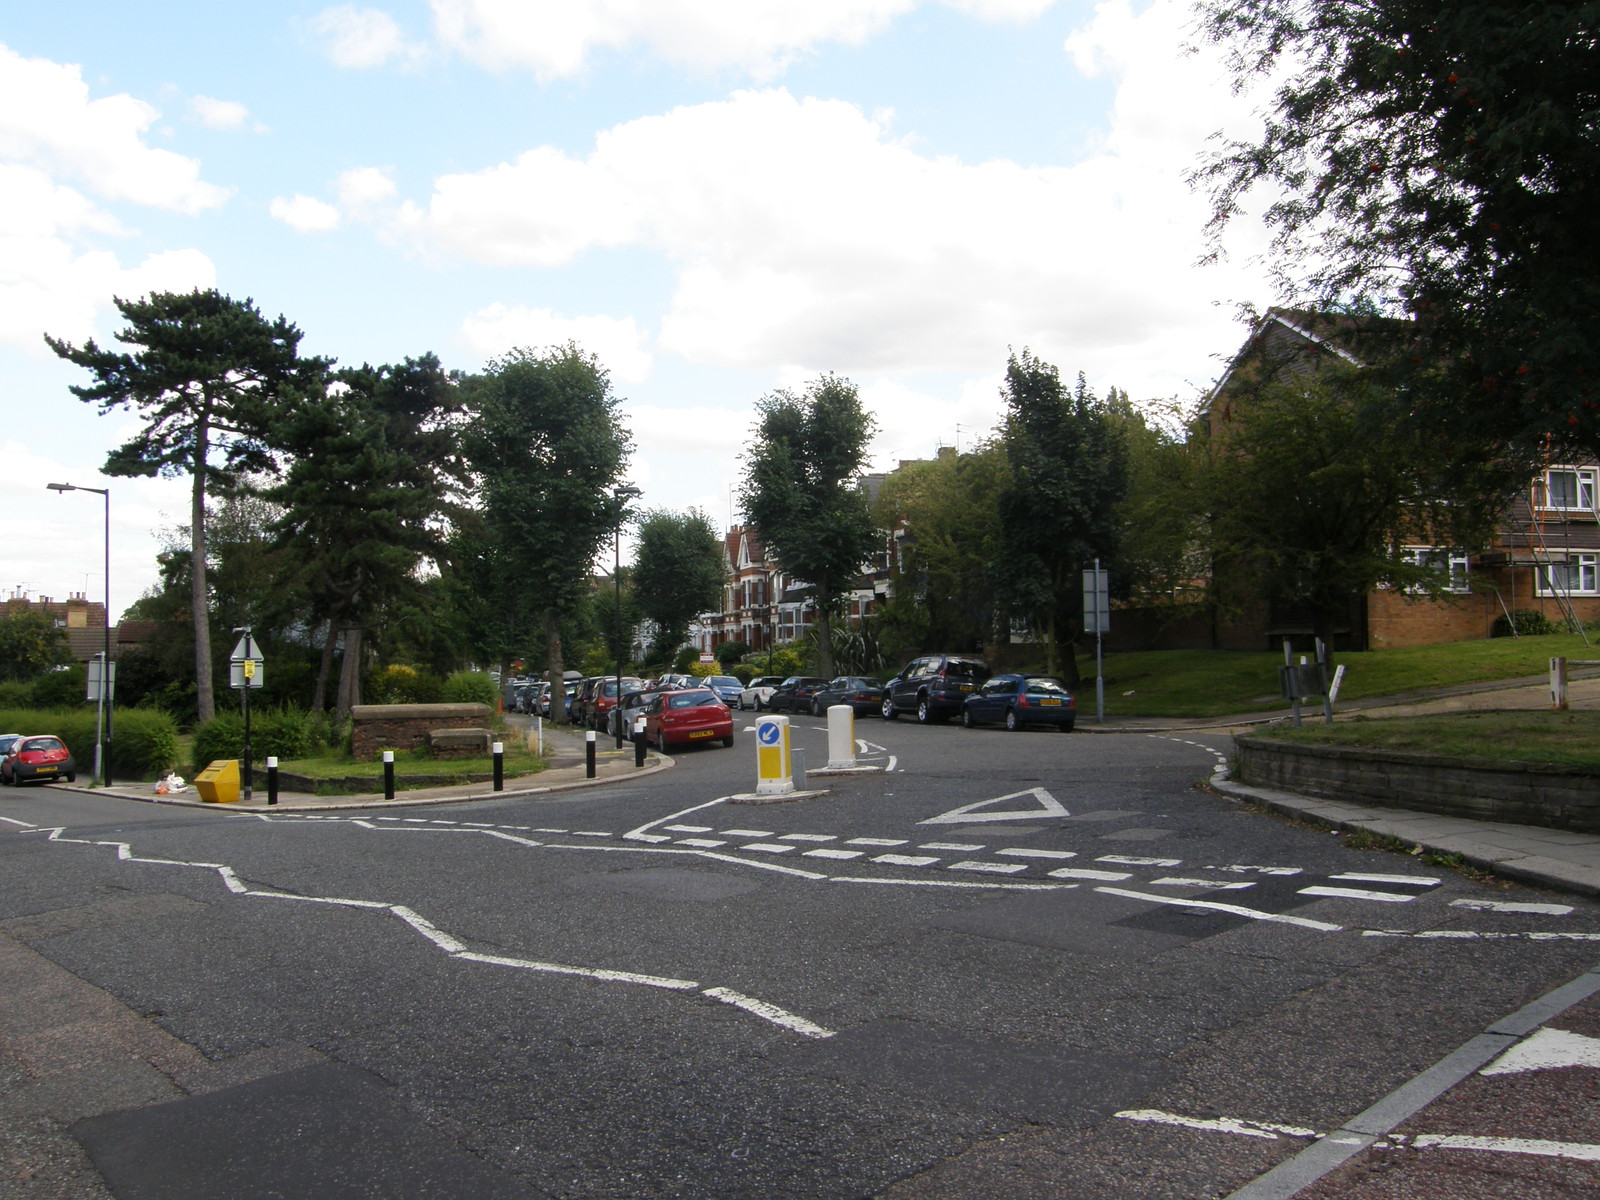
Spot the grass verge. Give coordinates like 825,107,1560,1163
1248,710,1600,770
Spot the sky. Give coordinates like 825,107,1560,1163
1,0,1278,621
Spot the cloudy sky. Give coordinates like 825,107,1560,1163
2,0,1276,619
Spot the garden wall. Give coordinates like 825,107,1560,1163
1234,734,1600,834
350,703,491,758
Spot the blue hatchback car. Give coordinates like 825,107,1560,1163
960,674,1076,732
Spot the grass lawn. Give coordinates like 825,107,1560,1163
1248,711,1600,770
1089,631,1598,718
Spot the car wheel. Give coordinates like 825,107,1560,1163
721,735,735,748
1060,721,1075,733
812,698,824,717
881,696,897,720
961,708,976,728
916,697,934,724
66,772,76,783
1005,708,1022,732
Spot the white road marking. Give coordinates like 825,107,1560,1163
780,833,838,842
872,854,941,867
665,825,714,832
721,829,775,838
1452,899,1574,915
1482,1028,1600,1075
1364,929,1600,941
740,843,798,854
833,878,1075,891
847,838,908,847
1096,886,1345,932
1116,1109,1319,1141
677,839,727,848
1410,1134,1600,1162
1098,855,1181,867
621,795,730,842
700,988,835,1039
997,848,1078,861
628,834,673,843
804,848,865,859
920,842,985,852
949,861,1028,875
1208,864,1303,876
1149,877,1257,891
920,787,1069,826
14,824,831,1039
570,830,614,838
1299,885,1417,903
1049,867,1134,881
1332,872,1441,887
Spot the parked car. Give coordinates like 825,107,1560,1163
881,654,991,723
765,676,830,714
569,677,604,727
0,734,21,759
2,734,76,785
810,676,885,716
961,673,1076,731
641,687,735,749
654,673,697,691
608,685,665,738
588,676,645,730
700,675,744,706
738,676,785,710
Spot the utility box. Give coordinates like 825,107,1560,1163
195,759,241,804
1279,663,1327,701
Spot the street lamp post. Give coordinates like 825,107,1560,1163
612,485,642,747
47,482,112,786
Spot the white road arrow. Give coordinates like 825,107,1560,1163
919,787,1069,825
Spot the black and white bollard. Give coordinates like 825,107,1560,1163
266,756,279,806
492,741,504,791
633,716,647,768
585,730,596,779
383,750,395,800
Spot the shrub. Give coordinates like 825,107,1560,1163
111,709,180,779
31,666,88,709
366,664,443,705
715,641,750,667
191,712,246,773
253,706,317,760
0,682,30,707
728,664,755,684
442,670,497,707
1491,609,1563,638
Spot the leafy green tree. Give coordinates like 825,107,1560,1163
875,443,1007,652
1111,393,1210,620
0,609,71,682
1194,0,1600,461
741,374,878,678
634,509,726,666
462,343,632,722
1204,362,1517,663
993,352,1127,682
266,355,465,714
46,289,324,721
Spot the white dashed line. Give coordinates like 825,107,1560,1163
664,825,714,833
1451,899,1574,915
780,833,838,842
1299,885,1418,903
1149,877,1257,891
949,861,1029,875
847,838,909,847
803,848,865,860
997,848,1078,861
1332,872,1441,887
872,854,941,867
676,839,727,848
1098,855,1182,867
1049,867,1134,881
721,829,775,838
740,843,798,854
920,842,985,852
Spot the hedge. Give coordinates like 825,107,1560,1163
0,707,178,781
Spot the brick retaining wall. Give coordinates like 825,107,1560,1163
1234,734,1600,834
350,703,492,759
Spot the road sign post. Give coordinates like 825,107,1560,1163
229,629,264,801
1083,562,1109,724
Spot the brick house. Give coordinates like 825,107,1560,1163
1183,308,1600,651
1,592,119,665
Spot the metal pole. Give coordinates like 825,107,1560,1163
241,629,254,802
266,756,278,806
614,525,625,748
103,488,112,786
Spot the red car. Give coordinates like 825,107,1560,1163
641,688,734,750
2,735,77,785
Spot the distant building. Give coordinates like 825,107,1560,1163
1,591,121,664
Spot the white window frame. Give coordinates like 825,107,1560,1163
1537,466,1599,513
1401,547,1470,594
1538,554,1600,596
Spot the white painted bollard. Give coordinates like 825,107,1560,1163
826,704,856,769
1552,656,1569,711
754,714,794,796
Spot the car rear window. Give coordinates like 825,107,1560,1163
1025,677,1070,695
27,737,65,751
669,692,722,709
946,659,989,677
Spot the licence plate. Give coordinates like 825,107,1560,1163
959,684,973,692
1041,698,1061,706
35,767,57,774
688,729,714,739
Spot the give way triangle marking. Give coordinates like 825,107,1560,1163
919,787,1069,825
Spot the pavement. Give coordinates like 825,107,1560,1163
43,665,1600,905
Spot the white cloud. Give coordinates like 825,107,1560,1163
335,165,398,214
310,5,424,69
0,42,229,213
268,193,343,232
393,80,1264,397
457,303,653,382
187,95,253,131
0,165,215,352
429,0,1055,79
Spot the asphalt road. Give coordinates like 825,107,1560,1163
5,712,1600,1199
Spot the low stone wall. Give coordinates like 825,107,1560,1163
1234,735,1600,834
350,703,492,759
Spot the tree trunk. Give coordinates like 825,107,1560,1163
543,610,567,724
312,619,337,712
813,607,835,677
191,425,215,724
336,625,363,717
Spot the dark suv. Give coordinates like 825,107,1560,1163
881,654,991,724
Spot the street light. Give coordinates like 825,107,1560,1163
612,485,642,747
47,482,112,787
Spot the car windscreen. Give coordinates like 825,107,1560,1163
945,659,988,678
1025,677,1070,695
705,677,739,689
